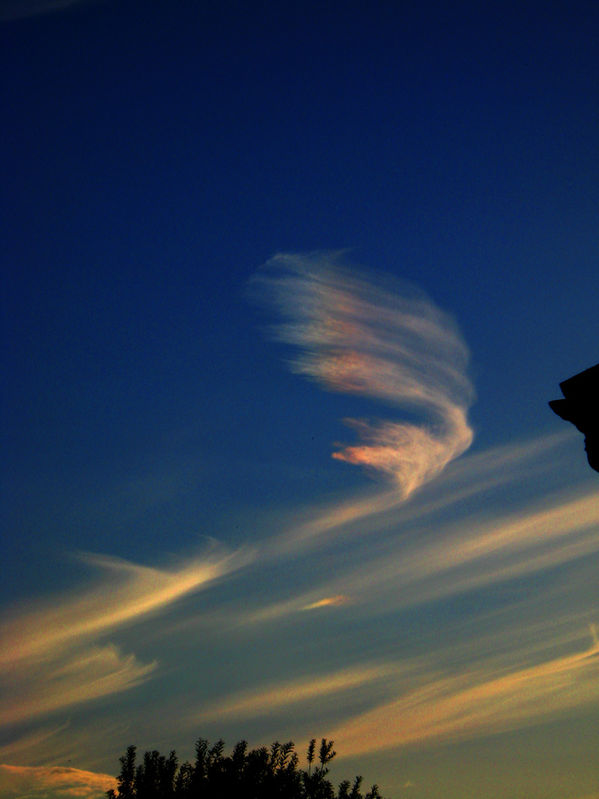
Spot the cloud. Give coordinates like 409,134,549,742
301,595,350,611
218,429,599,755
265,430,576,560
0,725,70,762
0,763,115,799
336,483,599,612
1,252,595,790
0,644,155,726
0,545,251,725
0,546,251,667
329,632,599,757
251,252,474,502
329,483,599,611
236,434,597,634
193,663,398,723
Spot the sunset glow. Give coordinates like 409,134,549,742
2,3,597,798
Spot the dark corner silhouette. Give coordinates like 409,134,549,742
549,363,599,473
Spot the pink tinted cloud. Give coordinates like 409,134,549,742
252,252,474,500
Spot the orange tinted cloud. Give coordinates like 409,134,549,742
0,546,251,725
194,663,397,723
0,763,115,798
0,547,250,667
329,634,599,756
252,252,474,500
302,595,350,610
0,644,155,726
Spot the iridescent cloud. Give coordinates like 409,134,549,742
252,252,474,501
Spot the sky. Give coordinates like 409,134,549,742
1,1,598,798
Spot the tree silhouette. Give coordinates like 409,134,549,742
107,738,384,799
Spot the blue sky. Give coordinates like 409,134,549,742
1,2,598,798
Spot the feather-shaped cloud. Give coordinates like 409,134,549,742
252,252,474,500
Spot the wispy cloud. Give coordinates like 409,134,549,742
329,631,599,756
0,545,251,725
1,252,596,793
330,483,599,613
194,663,398,723
0,724,70,763
301,595,350,611
0,763,115,798
252,252,474,502
235,434,597,632
0,644,155,726
187,438,599,757
1,546,250,666
264,430,576,562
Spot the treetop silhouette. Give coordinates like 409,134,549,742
107,737,385,799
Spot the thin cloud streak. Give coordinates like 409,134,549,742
269,431,576,557
252,252,474,503
0,546,251,666
329,634,599,756
0,545,251,726
301,595,350,611
0,724,70,762
331,484,599,611
194,664,398,723
0,644,155,726
240,441,598,631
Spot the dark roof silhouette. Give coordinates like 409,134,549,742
549,363,599,473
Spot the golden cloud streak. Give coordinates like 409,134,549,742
195,663,397,723
0,763,115,798
0,547,250,667
0,644,155,726
0,724,71,765
301,595,350,610
291,484,599,614
329,635,599,756
0,546,251,726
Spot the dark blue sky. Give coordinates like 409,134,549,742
1,3,598,797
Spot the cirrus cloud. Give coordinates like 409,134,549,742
251,252,474,502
